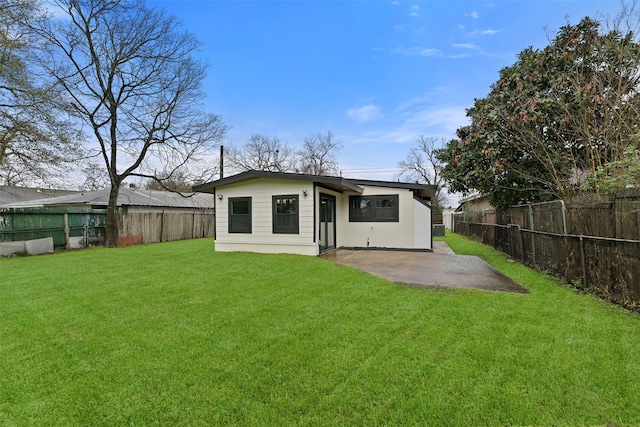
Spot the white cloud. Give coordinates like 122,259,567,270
372,46,440,56
396,46,440,56
409,12,420,17
453,43,478,50
394,88,447,114
464,28,503,38
468,11,480,19
348,104,469,146
405,106,469,135
337,102,471,185
348,130,416,146
346,105,383,123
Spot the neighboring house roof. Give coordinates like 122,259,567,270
455,193,492,212
2,188,215,209
193,170,437,199
0,186,81,206
458,193,485,204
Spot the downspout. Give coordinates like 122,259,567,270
213,190,217,241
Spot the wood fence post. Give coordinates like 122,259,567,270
160,210,165,242
580,235,588,289
519,226,525,262
64,212,70,250
192,211,196,239
529,204,536,265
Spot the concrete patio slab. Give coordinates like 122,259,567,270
322,243,528,293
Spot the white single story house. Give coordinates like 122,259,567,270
193,170,436,256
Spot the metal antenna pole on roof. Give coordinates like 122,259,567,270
220,145,224,179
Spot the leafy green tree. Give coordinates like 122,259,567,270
438,17,640,209
583,146,640,192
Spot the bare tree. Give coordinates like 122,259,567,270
227,134,294,172
296,131,342,175
0,0,82,186
79,162,109,191
145,168,200,192
30,0,227,246
399,135,447,206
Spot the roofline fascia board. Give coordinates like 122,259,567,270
191,170,433,194
192,170,365,194
348,178,437,192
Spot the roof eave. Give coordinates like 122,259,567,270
192,170,365,194
191,170,437,196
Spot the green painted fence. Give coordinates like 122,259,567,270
0,208,106,248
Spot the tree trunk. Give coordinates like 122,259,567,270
105,185,120,247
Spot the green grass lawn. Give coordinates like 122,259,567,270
1,236,640,425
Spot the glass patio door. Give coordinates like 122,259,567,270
319,195,336,252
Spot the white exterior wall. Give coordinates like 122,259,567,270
215,178,317,255
213,178,432,255
337,186,431,250
413,199,432,249
442,208,455,230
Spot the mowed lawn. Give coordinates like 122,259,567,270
1,236,640,426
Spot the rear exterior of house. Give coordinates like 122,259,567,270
193,170,435,256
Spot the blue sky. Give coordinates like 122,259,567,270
150,0,623,181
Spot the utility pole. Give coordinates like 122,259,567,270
220,145,224,179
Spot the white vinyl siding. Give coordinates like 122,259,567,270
337,186,431,250
215,179,315,254
214,177,432,255
413,198,432,249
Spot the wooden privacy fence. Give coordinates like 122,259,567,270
0,207,214,251
0,208,105,249
454,216,640,307
504,191,640,238
117,210,214,246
